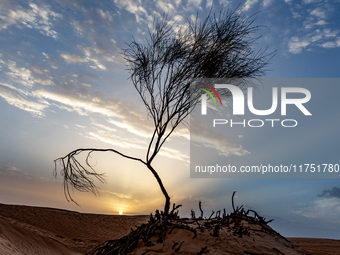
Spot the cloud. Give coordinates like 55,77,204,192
81,120,189,162
303,0,322,3
0,3,62,38
156,0,175,13
42,52,58,69
60,53,88,64
284,1,340,54
61,46,120,70
318,187,340,199
34,78,54,86
0,83,47,116
102,190,140,203
33,89,117,116
187,0,203,9
295,197,340,224
242,0,259,11
32,89,155,138
113,0,152,23
207,0,214,8
323,29,338,38
4,59,55,88
241,0,273,11
71,20,85,36
2,165,20,172
5,60,33,87
191,119,250,157
81,46,107,70
88,131,146,150
97,9,113,22
321,41,337,48
219,0,231,7
288,29,340,54
288,37,310,54
310,8,326,19
159,147,190,163
294,187,340,224
92,122,117,132
9,85,190,161
263,0,273,8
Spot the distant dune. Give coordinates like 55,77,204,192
0,203,339,255
0,203,148,254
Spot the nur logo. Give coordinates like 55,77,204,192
196,82,223,115
197,83,312,116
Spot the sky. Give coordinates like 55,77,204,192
1,0,340,239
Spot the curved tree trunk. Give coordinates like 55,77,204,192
147,163,170,215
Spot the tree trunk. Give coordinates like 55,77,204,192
147,163,170,215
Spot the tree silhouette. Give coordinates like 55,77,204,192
54,9,273,215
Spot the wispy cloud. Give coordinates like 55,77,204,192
262,0,273,8
156,0,176,13
113,0,152,23
303,0,322,3
5,60,33,87
0,83,47,116
241,0,275,12
4,59,56,88
159,147,190,163
191,120,250,157
242,0,259,12
81,46,107,70
88,131,146,150
0,3,62,38
102,190,140,203
310,7,326,19
219,0,231,7
32,89,156,139
97,9,114,22
285,2,340,54
294,187,340,224
288,37,311,54
60,53,88,64
295,197,340,223
288,28,340,54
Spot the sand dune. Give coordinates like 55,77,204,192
0,216,77,255
0,203,339,254
0,203,148,254
288,238,340,255
123,217,307,255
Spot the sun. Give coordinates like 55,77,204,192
119,211,123,215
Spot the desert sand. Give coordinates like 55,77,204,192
0,203,339,254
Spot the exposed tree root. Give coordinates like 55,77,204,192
88,191,275,255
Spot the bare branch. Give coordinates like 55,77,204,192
54,149,146,204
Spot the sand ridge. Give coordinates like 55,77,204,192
0,203,339,254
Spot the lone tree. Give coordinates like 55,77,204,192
54,9,273,215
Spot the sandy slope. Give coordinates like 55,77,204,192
0,203,339,254
0,216,77,255
0,203,148,254
288,238,340,255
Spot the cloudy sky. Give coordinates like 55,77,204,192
1,0,340,239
